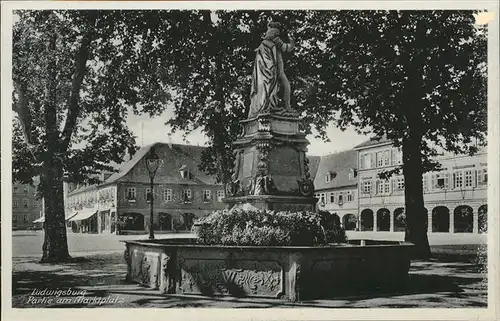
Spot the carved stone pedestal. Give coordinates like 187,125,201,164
223,113,317,212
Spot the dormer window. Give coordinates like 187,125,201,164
325,172,336,183
181,170,190,179
349,168,357,180
179,165,192,180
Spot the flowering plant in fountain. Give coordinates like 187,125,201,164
195,209,347,246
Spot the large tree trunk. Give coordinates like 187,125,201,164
41,157,71,263
402,134,431,259
40,21,71,263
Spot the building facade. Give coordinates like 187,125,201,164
354,137,487,234
313,150,359,230
12,179,42,230
65,143,226,234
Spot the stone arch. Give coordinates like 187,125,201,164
119,213,145,231
158,212,172,231
393,207,405,232
454,205,473,233
360,209,374,231
432,206,450,233
376,208,390,231
342,214,357,231
478,205,487,233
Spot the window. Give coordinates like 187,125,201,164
464,170,474,188
13,215,18,224
144,188,152,201
163,188,173,202
392,177,404,192
203,190,211,202
376,152,384,167
329,192,335,204
320,193,326,205
454,171,464,189
431,172,450,190
338,193,344,204
23,214,28,222
362,180,372,194
13,185,19,194
126,187,136,201
360,154,365,170
348,169,357,180
476,168,488,186
182,189,192,202
13,199,19,208
217,190,225,202
180,170,191,179
347,191,354,202
325,173,332,183
397,177,405,191
361,153,373,169
23,186,29,194
376,180,390,195
23,199,29,208
382,150,390,166
397,151,403,164
391,149,397,165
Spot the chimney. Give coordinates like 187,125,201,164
167,133,173,148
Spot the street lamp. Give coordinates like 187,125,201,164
145,145,162,240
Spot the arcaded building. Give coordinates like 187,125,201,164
354,137,487,234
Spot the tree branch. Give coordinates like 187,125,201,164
13,80,35,150
60,11,97,152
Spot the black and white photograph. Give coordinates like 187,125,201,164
1,1,499,320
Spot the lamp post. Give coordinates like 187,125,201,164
145,145,162,240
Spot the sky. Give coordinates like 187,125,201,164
126,107,370,157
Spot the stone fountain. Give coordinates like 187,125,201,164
122,21,414,302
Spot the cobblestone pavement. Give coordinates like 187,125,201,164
12,252,487,308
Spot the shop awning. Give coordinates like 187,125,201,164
66,211,78,221
69,209,97,221
33,211,79,223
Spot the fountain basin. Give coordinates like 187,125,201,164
122,238,414,301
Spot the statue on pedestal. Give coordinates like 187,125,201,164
248,22,298,119
223,20,316,211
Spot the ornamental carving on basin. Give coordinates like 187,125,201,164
130,252,159,288
178,259,283,298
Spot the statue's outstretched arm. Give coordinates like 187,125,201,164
274,36,295,53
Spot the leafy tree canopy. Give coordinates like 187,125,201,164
149,10,486,182
12,10,176,189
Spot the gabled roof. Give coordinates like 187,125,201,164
103,143,218,186
313,149,358,190
353,136,392,150
102,143,157,185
